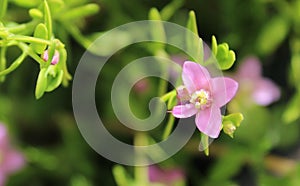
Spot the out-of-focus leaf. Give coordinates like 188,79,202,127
283,94,300,123
208,148,245,181
149,8,166,52
186,11,203,63
48,0,65,15
60,3,99,21
256,16,290,56
10,0,42,8
160,0,184,21
0,0,8,19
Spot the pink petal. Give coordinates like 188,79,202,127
172,104,198,118
0,124,8,149
176,86,190,103
0,173,6,186
252,78,281,106
195,105,222,138
211,77,239,107
3,150,25,173
149,165,185,185
182,61,211,94
237,56,262,79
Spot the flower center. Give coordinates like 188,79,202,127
190,89,211,109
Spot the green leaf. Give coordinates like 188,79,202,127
0,0,8,19
112,165,131,186
209,148,245,181
60,3,100,21
160,0,184,21
47,0,65,15
35,68,48,99
31,23,48,54
186,11,203,63
10,0,42,8
148,8,166,52
283,94,300,123
211,35,217,55
44,0,53,39
256,16,290,56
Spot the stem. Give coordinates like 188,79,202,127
162,114,175,140
160,89,176,102
156,50,169,96
134,132,149,186
7,21,38,34
200,133,209,156
0,51,27,76
8,35,51,45
17,42,45,65
0,45,7,81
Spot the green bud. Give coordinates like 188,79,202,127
212,36,236,70
29,8,43,19
31,23,48,54
46,69,63,92
35,68,48,99
223,121,237,138
222,113,244,138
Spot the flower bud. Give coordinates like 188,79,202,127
42,50,59,65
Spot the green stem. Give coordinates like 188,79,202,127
160,89,176,102
201,133,209,156
156,50,170,96
0,45,7,81
0,51,27,76
7,21,38,34
162,114,175,140
134,132,149,186
8,35,51,45
17,42,45,65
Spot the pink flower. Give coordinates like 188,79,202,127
148,165,185,186
234,56,280,106
0,123,25,186
172,61,238,138
41,50,59,65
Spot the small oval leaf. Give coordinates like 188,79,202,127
31,23,48,54
35,68,48,99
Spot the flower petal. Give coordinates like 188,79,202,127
211,77,239,107
182,61,211,93
3,150,25,173
176,86,190,103
195,105,222,138
237,56,262,79
172,104,198,118
252,78,281,106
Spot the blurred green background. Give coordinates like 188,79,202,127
1,0,300,185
